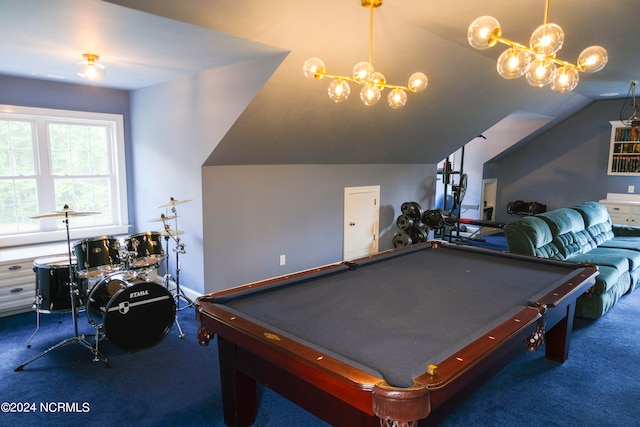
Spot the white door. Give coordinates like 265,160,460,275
481,179,498,220
343,186,380,261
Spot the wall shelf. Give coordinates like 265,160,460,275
608,121,640,176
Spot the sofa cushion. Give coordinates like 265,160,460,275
586,265,625,294
503,216,565,259
567,251,629,274
572,202,615,245
538,208,585,234
575,272,630,318
600,238,640,252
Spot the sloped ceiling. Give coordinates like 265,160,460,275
3,0,639,165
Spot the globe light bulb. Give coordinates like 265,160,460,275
578,46,608,73
387,89,407,109
468,16,501,50
529,23,564,56
303,58,326,79
328,79,350,102
360,84,381,106
353,62,374,84
408,72,428,93
371,72,386,89
551,67,579,94
496,48,531,79
526,59,556,87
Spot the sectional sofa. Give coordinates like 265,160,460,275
503,201,640,318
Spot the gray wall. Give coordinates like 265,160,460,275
489,99,640,223
128,55,286,294
202,164,436,292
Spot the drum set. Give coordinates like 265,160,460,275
15,198,192,371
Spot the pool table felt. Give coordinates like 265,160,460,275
212,246,582,387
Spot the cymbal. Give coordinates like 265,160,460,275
159,229,184,236
148,214,178,222
156,197,192,208
31,206,100,219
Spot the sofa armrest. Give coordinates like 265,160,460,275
612,224,640,237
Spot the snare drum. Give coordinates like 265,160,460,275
73,236,121,278
124,231,166,269
87,275,175,352
33,256,88,313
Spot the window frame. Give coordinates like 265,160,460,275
0,104,129,247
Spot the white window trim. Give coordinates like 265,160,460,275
0,104,129,248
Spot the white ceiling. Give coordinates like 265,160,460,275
2,0,638,164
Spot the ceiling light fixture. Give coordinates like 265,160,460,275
77,53,106,81
303,0,428,109
620,81,640,139
467,0,607,94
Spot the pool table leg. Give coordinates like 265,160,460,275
544,301,576,363
218,336,258,427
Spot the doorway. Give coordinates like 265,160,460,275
343,186,380,261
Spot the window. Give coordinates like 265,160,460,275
0,105,128,246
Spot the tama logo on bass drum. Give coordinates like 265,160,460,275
130,290,149,299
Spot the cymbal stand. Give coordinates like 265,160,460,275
161,207,193,309
160,209,191,339
15,210,110,371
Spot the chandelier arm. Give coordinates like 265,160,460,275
494,36,580,70
313,71,411,91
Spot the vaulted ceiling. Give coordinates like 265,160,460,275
2,0,638,165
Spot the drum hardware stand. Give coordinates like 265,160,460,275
15,206,111,371
26,294,43,348
157,199,194,339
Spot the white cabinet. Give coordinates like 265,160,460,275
0,258,36,317
600,194,640,226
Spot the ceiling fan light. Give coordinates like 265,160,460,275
360,84,381,106
529,23,564,56
387,89,407,109
76,53,105,81
525,59,556,87
328,79,351,102
468,16,501,50
408,72,428,93
496,48,531,79
578,46,608,73
303,57,326,79
551,67,579,94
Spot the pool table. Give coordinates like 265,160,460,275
196,241,597,426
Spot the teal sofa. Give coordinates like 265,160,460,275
504,201,640,318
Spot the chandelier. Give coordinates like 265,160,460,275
77,53,106,81
467,0,608,94
303,0,428,109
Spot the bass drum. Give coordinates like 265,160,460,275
87,275,175,352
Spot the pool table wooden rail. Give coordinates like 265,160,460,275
196,242,598,426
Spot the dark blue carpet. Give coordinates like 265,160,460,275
2,285,639,426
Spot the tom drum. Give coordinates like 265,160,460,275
73,236,121,278
33,256,88,313
87,275,175,352
124,231,166,269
